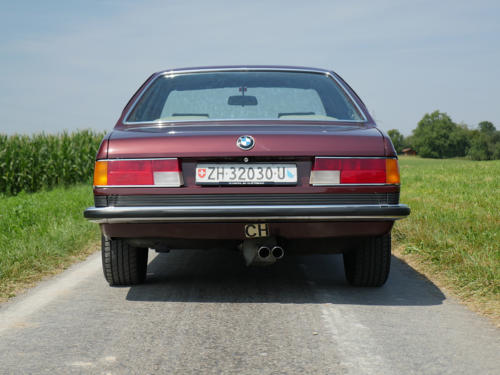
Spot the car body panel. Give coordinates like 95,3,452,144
101,221,394,241
106,124,385,159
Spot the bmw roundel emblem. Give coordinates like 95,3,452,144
236,135,255,150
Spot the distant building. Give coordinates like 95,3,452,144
402,148,417,156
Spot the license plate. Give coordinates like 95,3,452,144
244,223,269,238
196,164,297,185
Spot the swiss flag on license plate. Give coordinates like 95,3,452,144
197,168,206,178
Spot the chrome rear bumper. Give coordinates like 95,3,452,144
84,204,410,224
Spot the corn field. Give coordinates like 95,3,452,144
0,130,105,196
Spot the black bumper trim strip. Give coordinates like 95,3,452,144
95,193,399,207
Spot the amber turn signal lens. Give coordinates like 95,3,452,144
93,161,108,186
385,159,400,184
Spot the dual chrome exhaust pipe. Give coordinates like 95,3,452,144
258,245,284,260
242,240,285,266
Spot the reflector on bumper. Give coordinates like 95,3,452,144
309,170,340,185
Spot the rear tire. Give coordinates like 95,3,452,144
101,236,148,286
343,234,391,287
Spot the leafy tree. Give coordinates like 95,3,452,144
411,110,470,158
387,129,406,153
450,123,471,157
405,134,415,149
478,121,496,134
467,121,500,160
468,132,490,160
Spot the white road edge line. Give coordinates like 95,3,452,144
0,253,101,334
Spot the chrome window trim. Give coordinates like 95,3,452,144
122,68,368,125
122,118,367,126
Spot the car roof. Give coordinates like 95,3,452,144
155,65,332,75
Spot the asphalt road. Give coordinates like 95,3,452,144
0,249,498,375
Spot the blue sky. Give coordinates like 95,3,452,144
1,0,499,135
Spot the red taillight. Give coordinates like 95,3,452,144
94,159,183,187
310,158,399,185
108,160,154,185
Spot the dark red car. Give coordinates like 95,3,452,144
84,66,410,287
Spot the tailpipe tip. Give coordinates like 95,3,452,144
257,246,271,259
271,246,284,259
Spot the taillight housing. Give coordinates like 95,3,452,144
310,157,400,185
93,159,183,187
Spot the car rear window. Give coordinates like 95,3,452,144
126,71,364,123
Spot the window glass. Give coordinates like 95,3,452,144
127,71,363,123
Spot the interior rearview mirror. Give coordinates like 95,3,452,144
227,95,258,106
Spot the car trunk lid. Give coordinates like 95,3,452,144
107,123,385,158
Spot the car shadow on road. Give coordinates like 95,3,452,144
126,249,445,306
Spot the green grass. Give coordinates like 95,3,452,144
394,157,499,315
0,185,99,300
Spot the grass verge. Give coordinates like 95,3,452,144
393,157,499,325
0,185,100,302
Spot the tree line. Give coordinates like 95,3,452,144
388,110,500,160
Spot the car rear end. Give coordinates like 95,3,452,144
84,67,410,287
